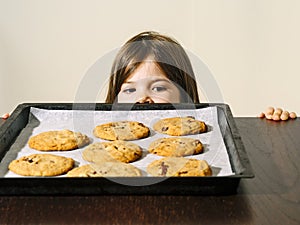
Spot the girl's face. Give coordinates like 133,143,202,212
117,61,181,103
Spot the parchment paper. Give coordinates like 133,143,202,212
1,106,234,177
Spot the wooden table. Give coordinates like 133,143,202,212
0,118,300,225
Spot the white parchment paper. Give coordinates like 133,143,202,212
3,106,234,177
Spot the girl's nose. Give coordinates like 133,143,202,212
136,96,154,104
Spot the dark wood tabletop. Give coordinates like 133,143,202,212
1,117,300,225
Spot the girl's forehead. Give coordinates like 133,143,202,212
125,61,167,82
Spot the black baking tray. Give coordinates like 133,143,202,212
0,103,254,195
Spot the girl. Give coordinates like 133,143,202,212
105,31,199,104
105,31,296,120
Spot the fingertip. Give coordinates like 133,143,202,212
2,113,9,120
289,112,297,119
280,111,289,121
258,112,265,118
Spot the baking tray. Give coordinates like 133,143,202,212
0,103,254,195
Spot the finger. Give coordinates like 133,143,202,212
272,108,283,121
258,112,265,118
274,108,283,115
264,107,274,120
289,112,297,119
1,113,9,120
265,113,273,120
265,106,275,115
280,111,289,121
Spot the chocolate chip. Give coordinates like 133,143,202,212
162,127,169,132
160,162,169,176
194,140,201,145
186,116,195,119
178,171,188,175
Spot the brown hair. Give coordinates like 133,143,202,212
105,31,200,103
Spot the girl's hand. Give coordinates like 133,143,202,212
258,107,297,121
1,113,10,120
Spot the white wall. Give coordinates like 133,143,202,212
1,0,300,116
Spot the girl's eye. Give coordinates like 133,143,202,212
152,86,167,92
123,88,136,94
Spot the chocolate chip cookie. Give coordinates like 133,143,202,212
153,116,207,136
28,130,90,151
93,121,150,141
147,157,212,177
82,141,143,163
8,154,75,176
67,162,142,177
148,137,203,157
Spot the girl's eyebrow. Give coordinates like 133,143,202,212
151,78,170,82
124,78,171,84
150,78,174,86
